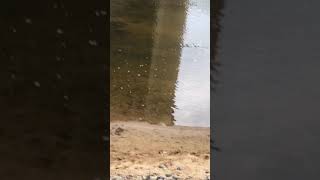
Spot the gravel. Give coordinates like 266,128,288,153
110,174,210,180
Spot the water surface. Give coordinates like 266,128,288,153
110,0,210,127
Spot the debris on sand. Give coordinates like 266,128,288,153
115,127,125,136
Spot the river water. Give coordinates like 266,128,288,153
110,0,210,127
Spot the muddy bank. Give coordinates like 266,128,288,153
110,121,210,179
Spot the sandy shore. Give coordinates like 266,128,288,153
110,121,210,179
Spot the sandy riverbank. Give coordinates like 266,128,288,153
110,121,210,179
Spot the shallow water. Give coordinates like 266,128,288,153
110,0,210,127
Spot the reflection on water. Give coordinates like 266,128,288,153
111,0,210,127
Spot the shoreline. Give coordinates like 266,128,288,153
110,121,210,179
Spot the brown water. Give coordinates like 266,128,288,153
110,0,210,127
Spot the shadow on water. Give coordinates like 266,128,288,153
111,0,210,127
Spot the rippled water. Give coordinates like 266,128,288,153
110,0,210,127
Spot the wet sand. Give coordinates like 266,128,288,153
110,121,210,179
